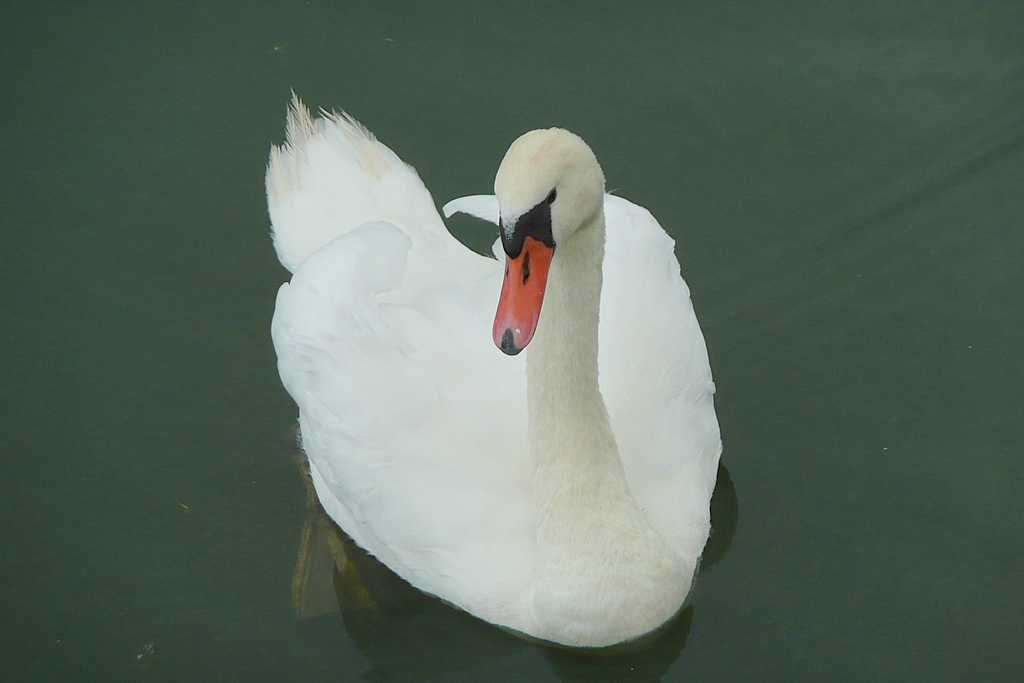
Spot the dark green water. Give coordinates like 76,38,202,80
2,2,1022,680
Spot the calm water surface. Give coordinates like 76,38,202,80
2,2,1022,680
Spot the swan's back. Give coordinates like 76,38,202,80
269,99,535,624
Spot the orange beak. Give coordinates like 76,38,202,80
493,236,555,355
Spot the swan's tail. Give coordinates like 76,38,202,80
266,94,451,273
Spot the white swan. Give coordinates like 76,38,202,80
268,97,722,648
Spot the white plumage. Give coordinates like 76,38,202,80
268,97,721,647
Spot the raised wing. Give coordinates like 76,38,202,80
267,95,458,273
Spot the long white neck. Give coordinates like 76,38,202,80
526,213,612,474
525,209,690,647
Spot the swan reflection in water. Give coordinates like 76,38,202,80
288,429,737,682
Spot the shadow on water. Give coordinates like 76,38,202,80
701,463,738,572
288,428,737,681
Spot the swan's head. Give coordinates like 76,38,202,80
492,129,605,355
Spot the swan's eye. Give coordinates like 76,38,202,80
545,188,557,205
